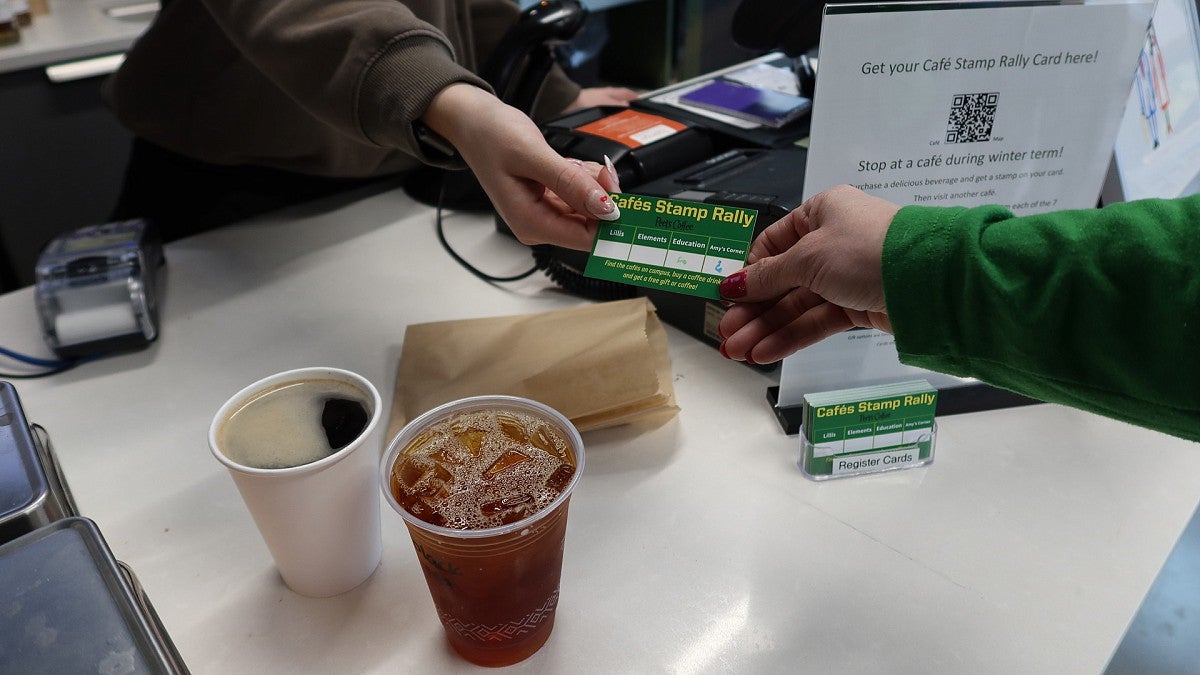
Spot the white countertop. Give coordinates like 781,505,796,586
0,0,153,75
3,183,1199,673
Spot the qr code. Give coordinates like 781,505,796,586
946,92,998,143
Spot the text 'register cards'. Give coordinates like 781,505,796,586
583,194,757,300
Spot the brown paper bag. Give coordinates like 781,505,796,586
387,297,677,441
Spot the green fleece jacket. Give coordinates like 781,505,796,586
883,195,1200,442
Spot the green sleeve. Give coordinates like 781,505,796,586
881,195,1200,442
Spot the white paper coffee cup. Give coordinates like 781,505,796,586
209,367,383,597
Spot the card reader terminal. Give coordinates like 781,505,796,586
35,219,164,359
635,147,808,225
541,106,718,187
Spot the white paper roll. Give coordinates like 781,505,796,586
55,303,139,345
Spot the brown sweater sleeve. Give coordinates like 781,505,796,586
105,0,580,173
191,0,494,159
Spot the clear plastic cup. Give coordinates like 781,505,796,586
380,395,585,667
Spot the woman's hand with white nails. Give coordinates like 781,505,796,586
422,84,622,251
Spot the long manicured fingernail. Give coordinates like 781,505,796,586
719,271,747,299
589,189,620,221
718,341,731,359
603,154,622,191
745,353,758,366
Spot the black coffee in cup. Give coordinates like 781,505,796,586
217,378,371,469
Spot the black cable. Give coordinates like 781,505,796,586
430,173,635,301
0,344,84,378
0,361,83,379
0,342,114,379
434,177,539,284
1,368,74,379
531,244,637,301
0,345,73,368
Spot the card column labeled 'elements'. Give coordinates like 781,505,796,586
628,230,670,266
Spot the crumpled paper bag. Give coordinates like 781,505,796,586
387,297,678,440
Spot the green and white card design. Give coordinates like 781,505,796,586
800,380,937,479
583,194,757,300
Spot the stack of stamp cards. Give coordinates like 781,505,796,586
582,193,756,300
800,379,937,480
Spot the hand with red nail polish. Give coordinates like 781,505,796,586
718,271,747,299
718,185,897,365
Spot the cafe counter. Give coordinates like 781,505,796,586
2,183,1199,672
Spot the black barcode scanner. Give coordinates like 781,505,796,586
482,0,589,112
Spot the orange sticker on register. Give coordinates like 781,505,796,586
574,109,687,148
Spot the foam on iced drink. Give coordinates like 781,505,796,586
390,409,576,530
219,378,371,469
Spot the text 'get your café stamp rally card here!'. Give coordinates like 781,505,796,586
583,194,757,300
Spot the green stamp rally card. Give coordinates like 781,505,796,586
583,193,757,300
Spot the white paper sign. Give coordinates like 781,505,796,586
803,0,1156,213
779,0,1154,408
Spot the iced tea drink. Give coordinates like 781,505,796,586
380,396,584,667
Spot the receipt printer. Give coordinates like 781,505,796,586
35,219,164,359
